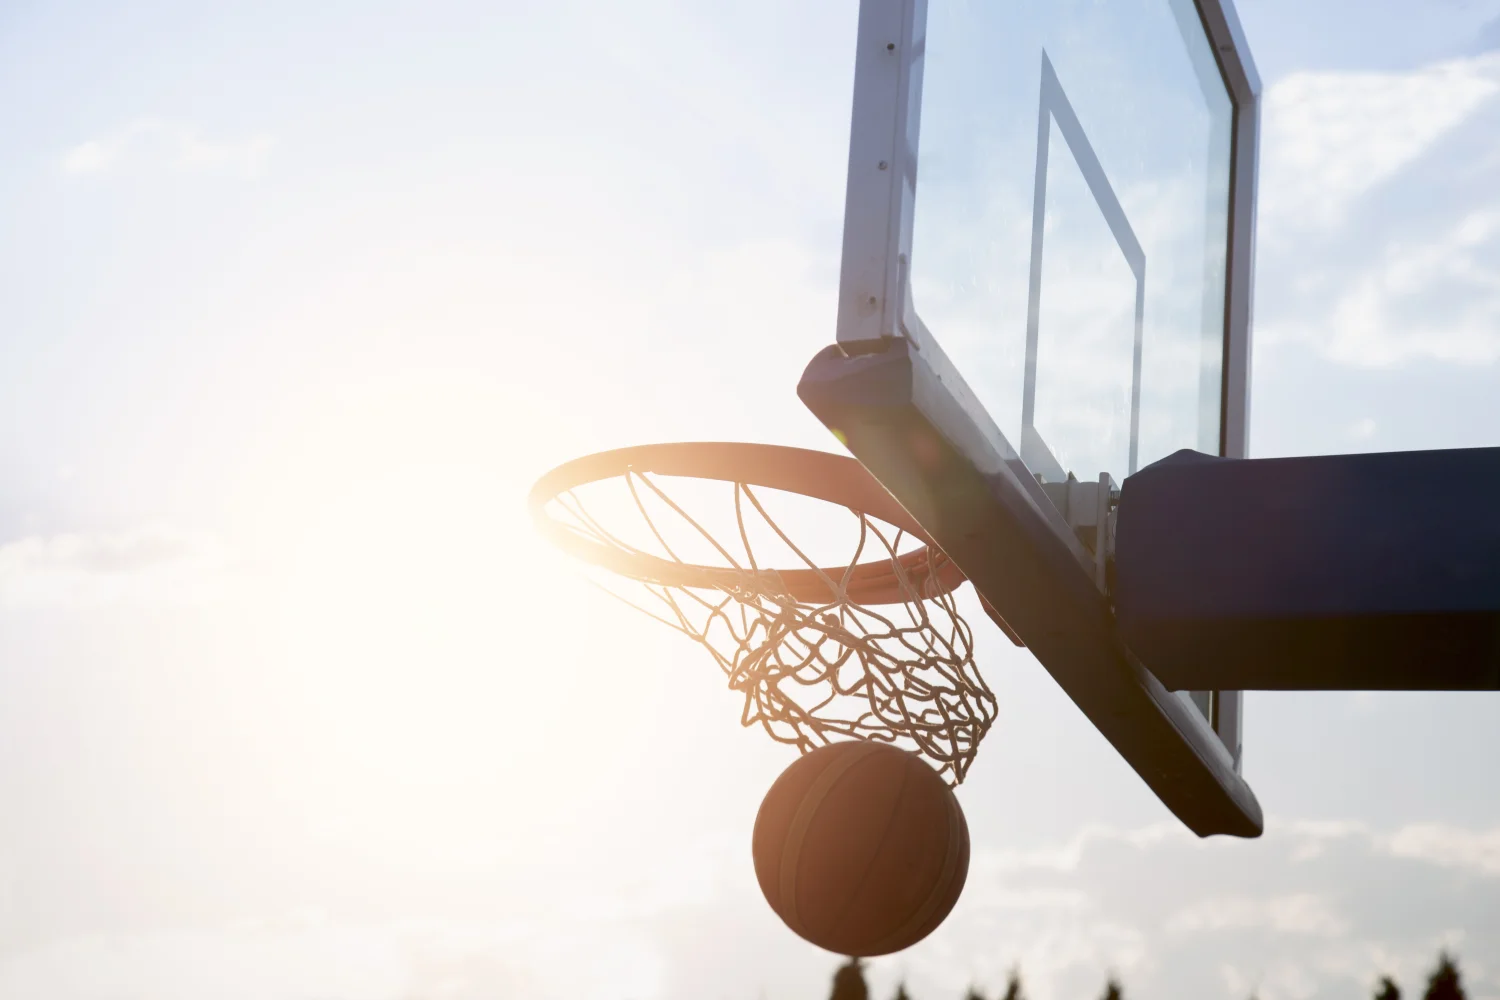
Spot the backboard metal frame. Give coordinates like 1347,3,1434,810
821,0,1262,833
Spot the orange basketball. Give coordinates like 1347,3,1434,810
751,740,970,956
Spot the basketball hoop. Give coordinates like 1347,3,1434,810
529,442,999,784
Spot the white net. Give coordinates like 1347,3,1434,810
543,467,997,784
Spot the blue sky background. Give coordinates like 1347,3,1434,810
3,1,1500,998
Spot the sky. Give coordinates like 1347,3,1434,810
2,1,1500,998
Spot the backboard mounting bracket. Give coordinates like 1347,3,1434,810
1040,473,1118,594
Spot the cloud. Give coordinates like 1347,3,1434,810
0,925,412,1000
1260,53,1500,233
60,141,114,175
1340,208,1500,364
1255,53,1500,368
0,817,1496,1000
0,525,233,609
1261,202,1500,367
1386,824,1500,876
60,119,275,178
972,822,1184,876
861,818,1500,1000
1164,893,1349,937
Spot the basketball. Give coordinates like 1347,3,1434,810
752,740,970,956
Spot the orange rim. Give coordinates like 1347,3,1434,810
529,442,967,605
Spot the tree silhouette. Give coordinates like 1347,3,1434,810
1099,975,1124,1000
890,983,913,1000
829,958,868,1000
963,988,986,1000
1423,951,1466,1000
1375,975,1401,1000
999,968,1025,1000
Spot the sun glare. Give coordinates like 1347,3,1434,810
215,370,701,859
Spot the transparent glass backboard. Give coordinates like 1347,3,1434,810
909,0,1234,487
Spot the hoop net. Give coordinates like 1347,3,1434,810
535,452,997,785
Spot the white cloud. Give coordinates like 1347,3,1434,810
60,140,115,175
0,525,233,608
0,817,1495,1000
1323,207,1500,366
1255,53,1500,368
866,818,1500,1000
1386,823,1500,876
61,119,275,178
972,821,1188,876
1164,893,1349,937
1260,53,1500,233
1264,205,1500,367
0,927,403,1000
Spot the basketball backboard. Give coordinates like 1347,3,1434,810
799,0,1263,836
